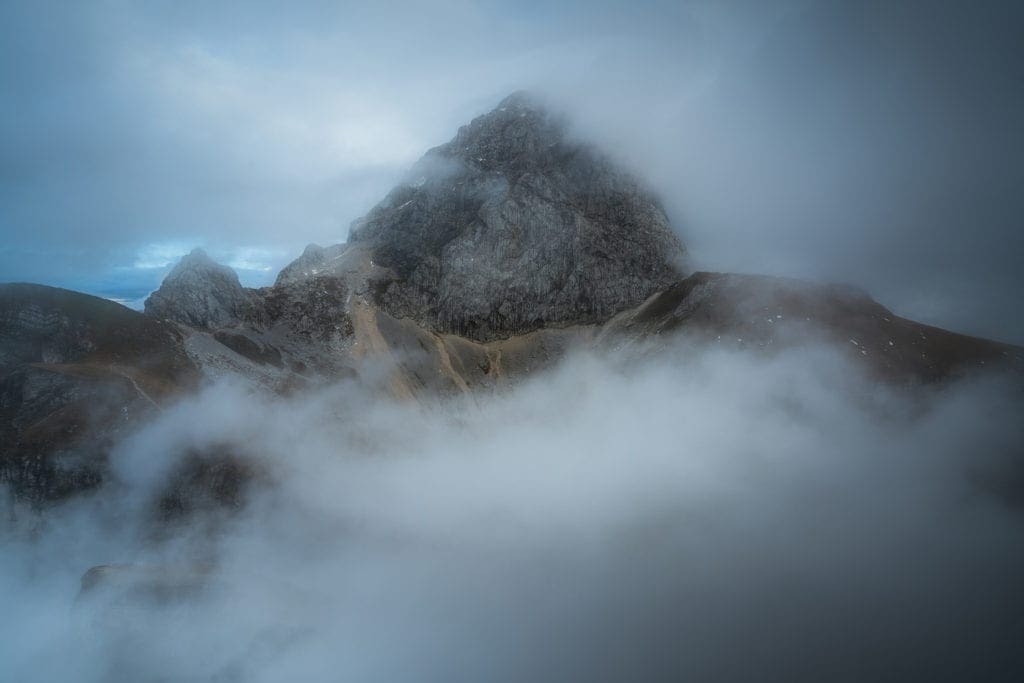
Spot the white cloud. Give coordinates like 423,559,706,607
223,245,290,273
2,342,1022,680
130,241,198,269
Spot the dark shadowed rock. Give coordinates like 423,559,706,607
155,444,267,525
349,91,688,340
0,284,197,503
274,243,348,286
601,272,1024,383
144,248,257,329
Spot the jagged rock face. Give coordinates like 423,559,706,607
274,243,347,286
263,275,354,342
350,91,687,340
145,248,257,329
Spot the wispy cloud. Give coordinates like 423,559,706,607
3,344,1022,680
130,241,198,270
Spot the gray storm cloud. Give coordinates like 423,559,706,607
2,342,1022,681
1,1,1022,341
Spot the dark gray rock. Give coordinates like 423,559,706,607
274,243,347,286
350,91,688,340
144,249,257,329
262,274,354,343
600,271,1024,383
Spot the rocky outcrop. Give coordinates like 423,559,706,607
349,91,687,340
144,248,257,329
273,243,348,286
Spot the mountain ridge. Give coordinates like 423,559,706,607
3,92,1022,506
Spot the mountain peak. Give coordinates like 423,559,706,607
433,91,566,177
496,89,542,109
349,91,687,341
163,247,234,280
144,249,253,329
486,89,552,122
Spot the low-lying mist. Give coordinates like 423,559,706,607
2,343,1023,682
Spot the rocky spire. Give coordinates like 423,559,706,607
144,248,256,329
273,243,348,286
349,91,688,341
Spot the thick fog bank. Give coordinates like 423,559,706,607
2,345,1023,682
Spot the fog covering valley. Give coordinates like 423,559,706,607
2,2,1024,682
3,342,1023,682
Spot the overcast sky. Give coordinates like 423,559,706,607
1,0,1022,342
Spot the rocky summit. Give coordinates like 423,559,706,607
2,91,1022,507
349,91,688,340
144,248,257,329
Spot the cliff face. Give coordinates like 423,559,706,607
349,91,687,340
144,248,258,329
